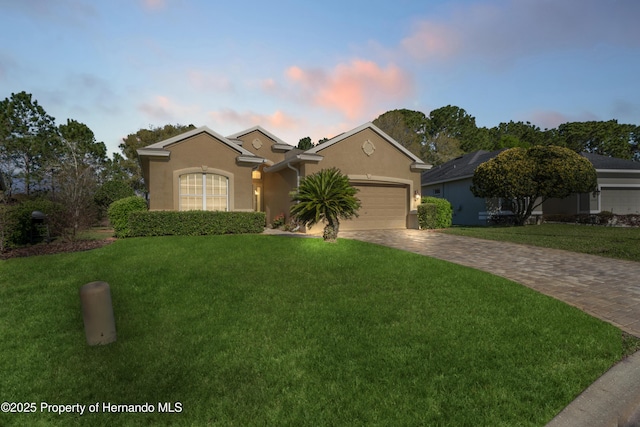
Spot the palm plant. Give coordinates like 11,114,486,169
290,168,360,242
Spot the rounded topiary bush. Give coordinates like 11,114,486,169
420,196,453,229
107,196,147,238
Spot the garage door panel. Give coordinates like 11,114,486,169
341,184,408,231
601,188,640,214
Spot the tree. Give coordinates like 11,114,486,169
426,105,488,153
488,121,547,149
471,146,597,226
373,109,427,160
290,168,360,242
0,91,60,195
53,119,108,238
556,120,636,159
119,123,196,192
297,136,313,150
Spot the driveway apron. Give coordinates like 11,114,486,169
340,229,640,338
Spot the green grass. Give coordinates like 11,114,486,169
0,235,625,426
443,223,640,262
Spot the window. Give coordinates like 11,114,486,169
179,173,228,211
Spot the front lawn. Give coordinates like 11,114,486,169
0,235,625,426
443,223,640,262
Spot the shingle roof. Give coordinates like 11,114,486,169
581,152,640,170
421,149,505,185
422,149,640,186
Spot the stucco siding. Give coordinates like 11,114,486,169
146,133,254,211
232,129,288,165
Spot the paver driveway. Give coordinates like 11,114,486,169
340,229,640,338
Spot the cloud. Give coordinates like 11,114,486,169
528,110,600,129
141,0,166,11
402,0,640,66
187,70,234,93
285,59,414,120
138,95,199,121
209,108,299,131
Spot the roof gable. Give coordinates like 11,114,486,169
226,126,295,152
137,126,259,158
306,122,428,167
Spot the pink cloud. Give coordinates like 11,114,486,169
141,0,166,11
209,109,299,131
285,59,414,120
138,95,199,121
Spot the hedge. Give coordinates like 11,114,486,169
127,211,266,237
419,197,453,229
107,196,148,238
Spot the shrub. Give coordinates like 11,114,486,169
6,199,63,246
418,203,438,229
420,196,453,229
271,213,285,229
127,211,266,237
107,196,147,238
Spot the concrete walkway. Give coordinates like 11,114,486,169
337,229,640,427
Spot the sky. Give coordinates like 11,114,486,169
1,0,639,156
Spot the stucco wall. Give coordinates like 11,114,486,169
232,129,289,165
263,167,297,225
303,128,421,210
146,133,255,211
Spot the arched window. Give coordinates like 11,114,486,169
179,173,228,211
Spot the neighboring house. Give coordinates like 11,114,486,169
544,152,640,215
421,150,640,225
138,122,431,231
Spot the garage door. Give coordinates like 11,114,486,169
601,187,640,214
341,184,408,231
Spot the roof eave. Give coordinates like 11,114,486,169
137,148,171,158
236,156,266,166
411,162,432,172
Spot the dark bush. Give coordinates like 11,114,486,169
95,180,135,217
107,196,147,238
6,199,63,246
127,211,266,237
419,196,453,229
418,203,438,229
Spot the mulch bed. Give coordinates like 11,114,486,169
1,239,115,260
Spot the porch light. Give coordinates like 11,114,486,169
592,188,601,197
414,190,421,201
252,170,261,180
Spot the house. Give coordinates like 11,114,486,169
421,150,640,225
137,122,431,231
544,152,640,215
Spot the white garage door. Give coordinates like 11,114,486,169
601,187,640,214
341,184,408,231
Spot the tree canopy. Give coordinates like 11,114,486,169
0,91,60,195
373,106,640,164
471,146,597,225
118,123,196,192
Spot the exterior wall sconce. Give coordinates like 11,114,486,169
414,190,421,201
592,189,601,198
